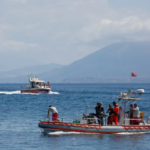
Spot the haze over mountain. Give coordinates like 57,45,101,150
0,42,150,83
0,63,64,83
39,41,150,83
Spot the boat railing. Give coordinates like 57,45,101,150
43,116,146,125
43,117,106,125
21,85,50,89
123,118,146,125
37,85,50,88
124,118,141,121
21,85,31,89
44,117,80,122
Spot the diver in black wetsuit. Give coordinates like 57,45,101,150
95,102,104,125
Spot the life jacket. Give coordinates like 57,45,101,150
114,104,119,116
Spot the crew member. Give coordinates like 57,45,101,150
95,102,104,125
106,104,114,125
130,103,140,125
126,104,133,125
82,113,88,119
47,82,50,87
118,106,124,125
113,101,119,125
47,105,59,121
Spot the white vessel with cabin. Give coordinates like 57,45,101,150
21,76,50,93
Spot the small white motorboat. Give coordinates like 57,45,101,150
21,76,50,93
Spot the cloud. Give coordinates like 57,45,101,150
0,0,150,70
6,0,27,4
0,40,39,52
78,16,150,43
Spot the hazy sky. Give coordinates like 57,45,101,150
0,0,150,71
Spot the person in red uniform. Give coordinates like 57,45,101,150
47,82,50,87
130,103,140,125
113,101,119,125
126,104,133,125
47,105,59,121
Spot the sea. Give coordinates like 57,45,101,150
0,83,150,150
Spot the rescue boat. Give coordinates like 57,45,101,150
21,76,50,93
39,88,150,134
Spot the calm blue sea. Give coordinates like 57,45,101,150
0,83,150,150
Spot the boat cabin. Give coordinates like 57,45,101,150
26,76,50,89
29,77,46,88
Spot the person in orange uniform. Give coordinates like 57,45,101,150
113,101,119,125
106,104,114,125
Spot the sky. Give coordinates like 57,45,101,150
0,0,150,71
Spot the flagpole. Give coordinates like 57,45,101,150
130,72,132,88
128,72,132,96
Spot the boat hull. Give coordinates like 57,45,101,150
21,88,50,93
39,121,150,134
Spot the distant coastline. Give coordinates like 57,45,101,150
0,42,150,83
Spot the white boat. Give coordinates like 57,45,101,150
38,88,150,134
21,76,50,93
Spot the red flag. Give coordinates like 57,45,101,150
131,91,134,95
131,72,137,77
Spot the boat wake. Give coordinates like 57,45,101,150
48,131,92,135
48,91,59,95
0,90,59,95
116,131,150,135
0,91,20,95
46,131,150,135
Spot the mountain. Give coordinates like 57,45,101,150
0,42,150,83
0,63,64,83
0,53,42,72
38,41,150,83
